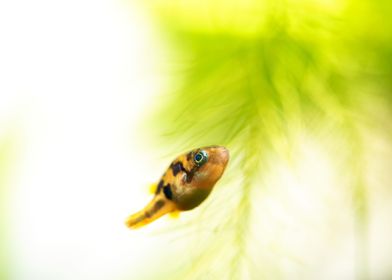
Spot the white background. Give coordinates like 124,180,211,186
0,1,169,279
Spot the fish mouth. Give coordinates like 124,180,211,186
201,145,230,166
215,146,230,166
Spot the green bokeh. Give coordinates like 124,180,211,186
143,0,392,279
0,135,15,280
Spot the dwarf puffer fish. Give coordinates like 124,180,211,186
125,146,230,229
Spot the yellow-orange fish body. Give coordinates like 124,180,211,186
125,146,229,229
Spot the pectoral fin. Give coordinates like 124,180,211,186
168,210,180,219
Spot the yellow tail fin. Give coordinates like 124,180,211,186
125,197,175,229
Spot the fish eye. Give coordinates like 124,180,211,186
194,150,208,166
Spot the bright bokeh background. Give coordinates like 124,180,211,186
1,0,392,279
0,0,173,279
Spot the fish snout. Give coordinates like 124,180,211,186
216,146,229,166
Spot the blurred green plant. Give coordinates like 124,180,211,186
142,0,392,279
0,135,16,280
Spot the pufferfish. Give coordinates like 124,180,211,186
125,146,229,229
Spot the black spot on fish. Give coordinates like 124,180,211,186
155,199,165,210
170,160,195,183
156,180,164,194
186,170,195,183
171,162,186,176
145,200,165,218
186,163,201,183
163,184,173,200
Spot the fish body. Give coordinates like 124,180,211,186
125,146,229,229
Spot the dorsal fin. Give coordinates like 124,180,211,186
148,183,157,194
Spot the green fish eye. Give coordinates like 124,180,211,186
194,150,208,166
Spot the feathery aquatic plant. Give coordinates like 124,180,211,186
142,0,392,279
